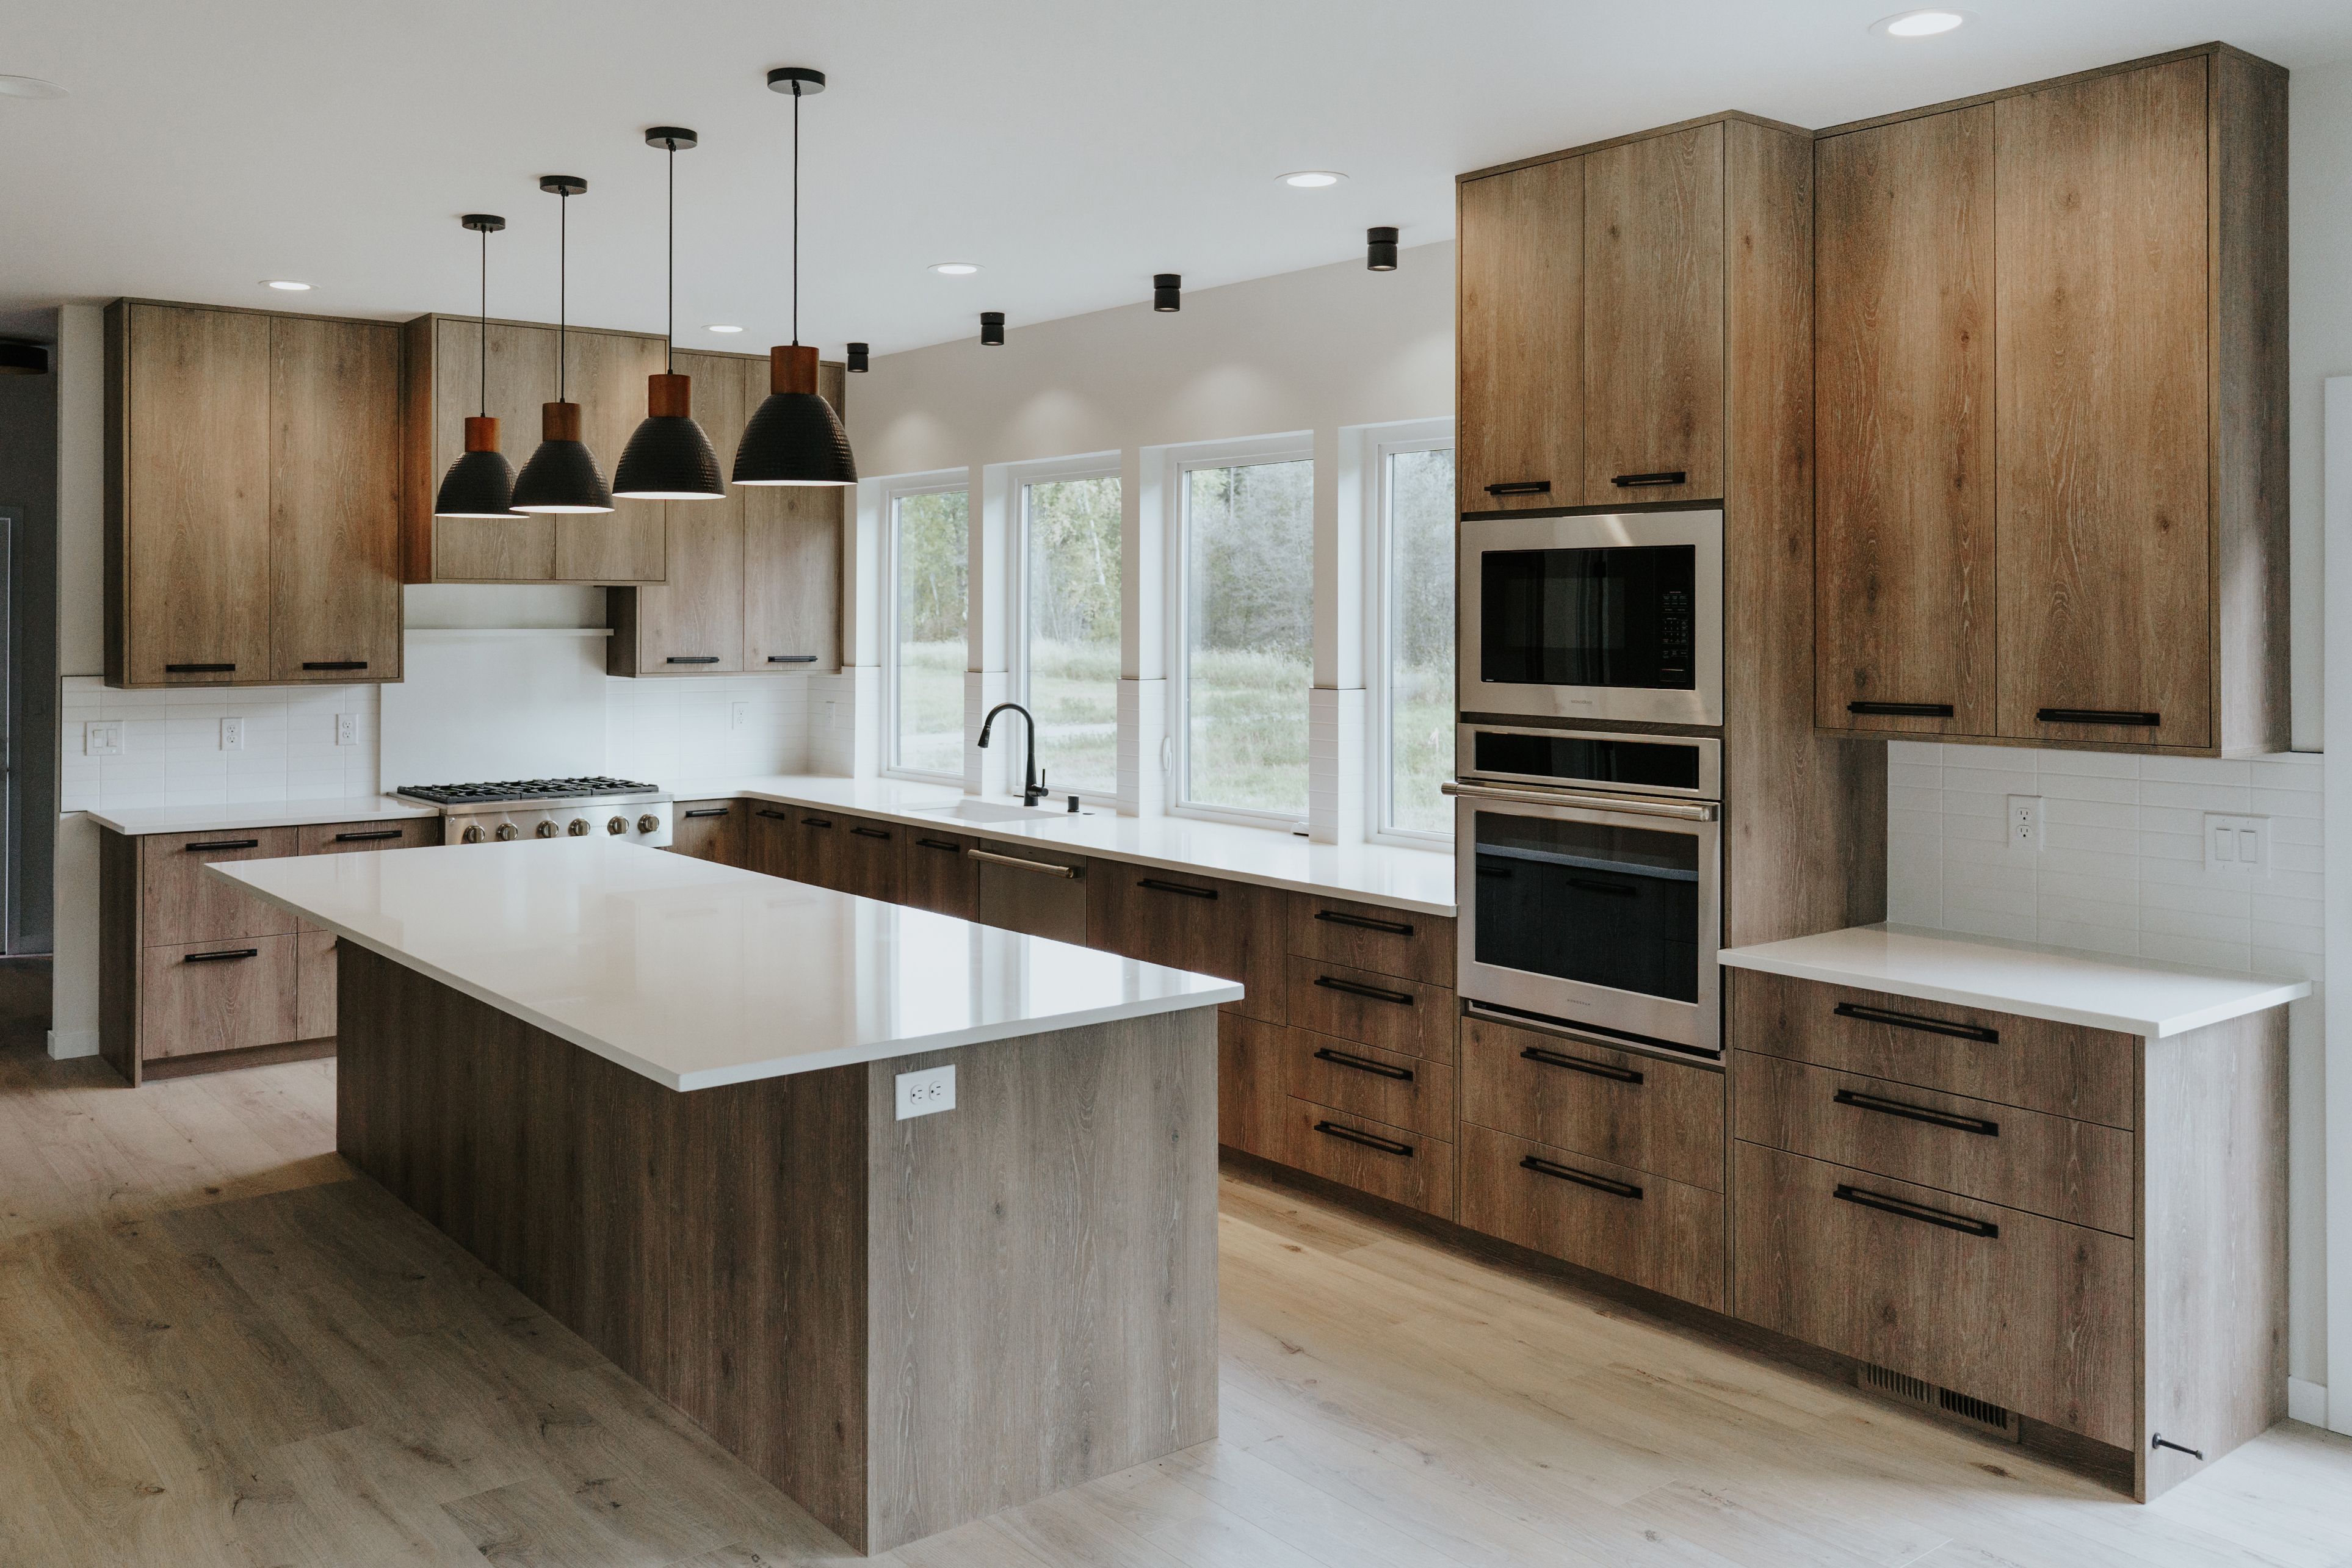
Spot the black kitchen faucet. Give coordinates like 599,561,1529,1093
978,702,1049,807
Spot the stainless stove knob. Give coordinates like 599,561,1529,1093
607,816,628,836
637,814,660,834
493,822,521,842
568,818,590,836
460,823,487,844
536,820,560,838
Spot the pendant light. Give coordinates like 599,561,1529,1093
433,214,521,518
733,67,857,488
613,127,724,500
510,175,613,514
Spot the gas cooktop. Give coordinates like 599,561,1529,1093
395,776,663,807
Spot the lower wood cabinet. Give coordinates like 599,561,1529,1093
901,827,979,918
1284,955,1456,1063
1277,1099,1454,1221
1085,864,1286,1024
972,842,1088,943
1458,1014,1723,1193
1278,1028,1454,1138
1460,1121,1724,1312
140,934,301,1061
667,800,747,867
1217,1014,1288,1160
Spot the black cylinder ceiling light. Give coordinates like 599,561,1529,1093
0,341,49,375
733,67,858,488
510,176,614,513
979,311,1005,346
1367,226,1399,272
432,214,522,519
1153,273,1181,312
613,127,725,500
845,342,869,373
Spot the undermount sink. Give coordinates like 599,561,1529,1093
908,798,1093,824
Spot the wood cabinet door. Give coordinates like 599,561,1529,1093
669,801,745,866
901,828,979,919
1084,865,1284,1022
1814,107,1996,736
1994,57,2212,750
551,330,669,583
269,316,403,683
1581,124,1724,505
295,929,339,1041
742,356,844,672
1456,159,1581,515
114,303,273,685
748,806,798,879
141,934,302,1060
428,317,559,580
974,843,1088,943
840,816,905,903
622,352,747,673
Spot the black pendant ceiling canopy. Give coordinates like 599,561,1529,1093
433,213,523,519
511,175,615,514
734,65,857,488
0,340,49,376
614,127,724,501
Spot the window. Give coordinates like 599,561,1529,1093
1178,452,1314,820
1017,469,1122,798
1378,441,1456,837
886,484,968,779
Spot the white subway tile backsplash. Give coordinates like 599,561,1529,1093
603,672,812,786
60,676,383,815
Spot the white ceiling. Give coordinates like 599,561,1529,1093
2,1,2347,356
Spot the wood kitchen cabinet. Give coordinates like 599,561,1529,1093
900,826,979,919
972,841,1088,944
1455,156,1582,514
105,300,403,687
1084,862,1286,1023
668,800,747,867
745,357,847,673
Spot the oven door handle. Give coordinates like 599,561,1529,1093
1441,780,1718,822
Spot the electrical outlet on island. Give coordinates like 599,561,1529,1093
895,1064,955,1121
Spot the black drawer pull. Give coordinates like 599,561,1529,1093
800,816,834,829
184,947,260,964
1611,470,1687,488
1313,1121,1413,1158
2036,707,2159,728
1483,480,1552,496
850,825,892,840
754,807,792,821
1833,1183,1999,1239
1314,975,1414,1007
331,828,405,843
682,807,731,820
1312,1047,1415,1082
165,662,236,674
767,654,819,663
1475,863,1513,878
1521,1046,1642,1085
1848,701,1953,718
1138,877,1217,900
1833,1000,1999,1045
1313,908,1414,937
914,836,963,853
1520,1155,1643,1200
2151,1434,2205,1461
1834,1088,2000,1138
665,656,722,665
302,660,369,671
1568,877,1635,898
184,839,260,853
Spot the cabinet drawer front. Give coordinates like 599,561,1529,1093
1277,1028,1455,1138
1283,955,1455,1064
1732,1141,2133,1447
1460,1014,1723,1191
662,801,744,867
748,807,797,879
1728,968,2134,1129
1460,1122,1724,1311
1218,1013,1286,1160
1279,1099,1455,1219
1087,867,1284,1024
1735,1051,2132,1236
140,828,300,947
296,818,438,856
840,816,904,903
1287,893,1454,987
140,934,301,1060
900,828,979,920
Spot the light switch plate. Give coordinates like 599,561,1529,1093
2204,813,2270,875
220,717,246,752
731,701,749,731
2006,795,2043,850
895,1064,955,1121
84,720,123,757
336,712,357,747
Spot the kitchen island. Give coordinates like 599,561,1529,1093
214,837,1239,1555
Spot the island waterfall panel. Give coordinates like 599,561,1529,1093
333,944,1218,1555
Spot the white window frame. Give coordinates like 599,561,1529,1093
1163,433,1317,831
1365,422,1458,848
880,472,972,786
1006,452,1124,806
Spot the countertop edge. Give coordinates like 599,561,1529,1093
83,798,440,836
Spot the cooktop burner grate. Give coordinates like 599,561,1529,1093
396,776,661,806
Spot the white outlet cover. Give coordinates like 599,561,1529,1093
731,701,749,730
220,717,245,751
84,720,123,756
895,1064,956,1120
336,712,357,746
2203,813,2270,875
2005,793,2043,850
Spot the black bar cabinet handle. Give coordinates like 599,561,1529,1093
331,828,405,843
665,656,722,665
1311,1047,1415,1082
1483,480,1552,496
1833,1000,2000,1045
754,808,792,821
2151,1434,2205,1461
1834,1088,2000,1138
165,662,236,673
1313,908,1414,937
183,947,259,964
800,816,834,829
1314,975,1414,1007
682,808,731,820
914,837,963,853
2036,707,2160,728
1313,1121,1413,1158
850,825,892,840
1138,877,1217,900
184,839,260,853
1521,1046,1643,1085
1848,701,1954,718
767,654,819,663
1833,1183,1999,1239
1611,470,1687,488
1520,1155,1643,1200
1568,877,1635,898
302,660,368,671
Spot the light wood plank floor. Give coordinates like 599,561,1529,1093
3,1036,2347,1567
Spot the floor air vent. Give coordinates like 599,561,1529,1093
1858,1363,2022,1442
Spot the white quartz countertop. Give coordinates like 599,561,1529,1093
668,774,1458,916
213,837,1242,1091
1718,924,2310,1038
85,795,438,836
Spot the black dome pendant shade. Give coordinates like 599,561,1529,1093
734,65,856,487
511,175,615,515
433,214,523,519
614,128,725,501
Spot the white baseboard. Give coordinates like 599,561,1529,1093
46,1028,99,1060
2288,1376,2328,1428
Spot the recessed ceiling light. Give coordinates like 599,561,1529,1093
1280,171,1346,189
1872,9,1967,37
706,323,744,333
930,262,980,276
263,280,312,291
0,75,67,99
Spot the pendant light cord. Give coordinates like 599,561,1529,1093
557,190,568,402
478,225,489,417
791,84,801,346
666,139,676,374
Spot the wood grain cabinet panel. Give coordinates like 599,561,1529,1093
140,934,302,1060
1460,1122,1724,1310
748,806,798,880
1456,159,1582,515
267,316,403,684
295,930,339,1042
1276,1028,1455,1139
140,828,300,947
1278,1099,1454,1220
973,842,1088,944
551,329,669,583
1283,956,1455,1064
1217,1013,1287,1159
742,356,846,673
414,316,559,581
837,815,905,904
1814,106,1996,736
1286,893,1453,988
294,818,438,857
787,809,848,888
667,800,746,867
610,351,747,674
1458,1014,1724,1192
900,827,979,919
1085,864,1284,1024
1580,123,1724,505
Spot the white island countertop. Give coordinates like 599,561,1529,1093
1719,923,2310,1039
214,837,1242,1090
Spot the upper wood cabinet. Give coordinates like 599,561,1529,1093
744,357,848,674
1814,46,2287,756
105,300,403,688
399,314,669,586
1455,157,1581,513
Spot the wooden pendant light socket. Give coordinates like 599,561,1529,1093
770,344,819,396
462,415,501,453
541,401,583,442
647,372,693,418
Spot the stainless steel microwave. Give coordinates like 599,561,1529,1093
1457,508,1724,728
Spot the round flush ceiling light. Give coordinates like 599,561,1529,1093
1872,9,1967,37
706,323,744,333
1280,170,1345,188
930,262,980,276
0,75,67,98
264,279,312,291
